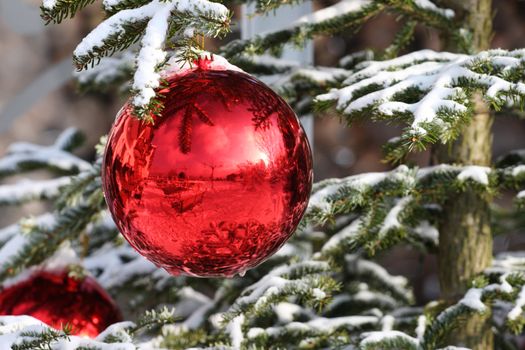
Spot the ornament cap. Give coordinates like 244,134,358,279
194,54,214,70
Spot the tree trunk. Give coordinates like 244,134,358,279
434,0,494,349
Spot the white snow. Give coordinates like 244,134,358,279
459,288,486,312
381,315,395,331
322,219,362,253
0,177,71,204
75,0,229,109
175,287,212,319
42,0,57,9
457,166,491,185
75,52,135,85
345,255,409,298
164,52,243,76
273,303,302,323
360,330,419,347
102,0,126,10
378,196,412,238
0,141,90,174
0,213,54,245
412,221,439,245
415,315,426,340
132,2,176,107
312,288,326,300
0,315,135,350
225,315,245,349
508,285,525,320
83,242,166,289
254,0,373,36
498,274,513,294
414,0,454,18
317,49,525,136
309,165,412,213
306,315,377,331
96,321,135,343
247,316,378,340
75,3,162,58
512,165,525,177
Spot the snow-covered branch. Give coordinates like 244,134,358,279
0,128,89,178
70,0,230,116
317,49,525,161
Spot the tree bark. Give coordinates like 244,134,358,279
434,0,494,349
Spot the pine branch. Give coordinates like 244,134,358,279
41,0,96,24
247,315,379,348
306,163,525,257
0,164,103,282
0,177,71,206
421,275,519,349
383,0,465,51
221,1,384,58
72,0,231,118
251,0,308,14
11,327,70,350
223,261,338,322
360,330,419,350
382,20,417,60
0,128,89,178
316,49,525,162
102,0,151,15
75,52,136,93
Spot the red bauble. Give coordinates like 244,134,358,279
102,61,313,277
0,270,122,337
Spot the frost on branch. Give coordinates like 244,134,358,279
316,49,525,161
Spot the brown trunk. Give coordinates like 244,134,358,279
434,0,494,349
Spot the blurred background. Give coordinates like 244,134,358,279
1,0,525,306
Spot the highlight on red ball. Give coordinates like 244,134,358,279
0,269,122,337
102,64,313,278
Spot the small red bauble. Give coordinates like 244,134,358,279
102,59,313,277
0,270,122,337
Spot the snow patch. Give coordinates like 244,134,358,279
459,288,486,312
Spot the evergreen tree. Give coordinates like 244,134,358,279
1,0,525,349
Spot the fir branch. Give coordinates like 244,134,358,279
223,261,338,322
247,315,379,348
383,0,464,50
0,165,104,281
421,275,518,349
102,0,151,15
382,20,417,60
221,1,384,58
344,255,413,304
133,307,177,332
75,52,136,93
41,0,96,24
0,177,71,206
360,330,419,350
306,163,525,258
316,49,525,162
0,128,89,178
11,327,70,350
73,0,231,118
247,0,309,14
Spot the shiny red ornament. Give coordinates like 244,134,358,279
102,58,313,277
0,270,122,337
